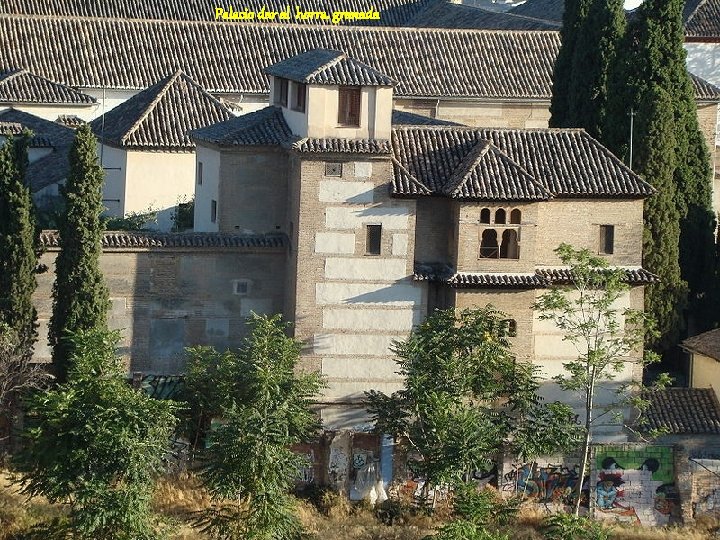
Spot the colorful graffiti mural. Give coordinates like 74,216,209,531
502,461,586,507
594,447,678,526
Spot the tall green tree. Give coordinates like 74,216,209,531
49,124,109,381
190,313,324,540
15,328,178,539
366,307,582,506
534,244,660,516
0,133,38,348
635,87,687,349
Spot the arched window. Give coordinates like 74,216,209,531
479,229,499,258
495,208,506,224
480,208,491,224
510,209,521,224
500,229,519,259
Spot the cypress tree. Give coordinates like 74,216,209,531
49,124,109,381
565,0,626,139
0,133,38,349
635,86,687,350
548,0,591,128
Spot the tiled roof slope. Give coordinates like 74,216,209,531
0,69,95,104
191,106,292,147
682,328,720,362
685,0,720,39
508,0,564,22
265,49,395,86
0,0,436,26
391,127,654,199
642,388,720,434
408,0,560,30
292,138,392,154
391,109,461,126
691,73,720,100
0,17,561,99
89,71,233,151
39,230,288,249
0,109,76,191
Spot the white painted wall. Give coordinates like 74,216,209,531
193,144,221,232
2,103,99,122
82,88,141,120
98,142,127,218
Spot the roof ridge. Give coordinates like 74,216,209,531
0,68,24,83
391,156,431,195
444,139,491,196
121,71,183,144
305,50,346,81
685,0,708,24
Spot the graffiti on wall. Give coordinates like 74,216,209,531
690,458,720,518
502,461,586,507
594,447,678,526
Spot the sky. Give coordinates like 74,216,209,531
625,0,643,8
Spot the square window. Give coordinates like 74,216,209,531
366,224,382,255
293,82,306,112
599,225,614,254
325,162,343,177
338,86,361,127
233,279,250,295
211,199,217,223
274,78,288,107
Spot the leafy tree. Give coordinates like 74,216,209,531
550,0,625,139
103,207,158,231
191,313,324,540
365,307,582,506
534,244,659,515
49,124,109,381
15,328,178,539
0,133,38,349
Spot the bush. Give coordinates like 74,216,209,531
541,512,610,540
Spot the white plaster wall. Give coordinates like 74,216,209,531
325,258,407,281
305,85,393,139
9,103,99,122
316,280,422,306
194,145,221,232
686,43,720,86
315,232,356,254
98,142,127,218
691,353,720,404
82,88,141,120
319,180,374,203
325,206,410,229
322,307,420,330
314,333,398,356
125,150,195,231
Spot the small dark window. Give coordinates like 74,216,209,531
510,209,521,224
211,199,217,223
600,225,614,254
338,86,361,126
480,229,499,258
325,162,343,177
480,208,491,224
293,82,306,112
495,208,506,224
366,224,382,255
503,319,517,337
274,78,289,107
197,161,203,185
500,229,519,259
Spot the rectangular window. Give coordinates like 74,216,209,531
197,161,203,185
274,78,288,107
338,86,361,126
366,224,382,255
293,82,306,112
325,162,343,177
211,199,217,223
599,225,614,254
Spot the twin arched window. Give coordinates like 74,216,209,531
479,207,521,259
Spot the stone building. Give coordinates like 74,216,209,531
190,49,655,430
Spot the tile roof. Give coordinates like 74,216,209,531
55,114,86,129
89,71,234,151
191,106,293,147
39,230,288,249
1,0,435,26
535,267,660,284
265,49,396,86
690,73,720,100
508,0,564,23
641,388,720,434
408,0,560,30
391,109,461,126
0,68,95,105
0,109,76,191
0,17,562,99
391,126,654,200
0,121,23,136
413,266,659,287
684,0,720,39
682,328,720,362
291,137,392,154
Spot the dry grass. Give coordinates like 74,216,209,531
1,472,719,539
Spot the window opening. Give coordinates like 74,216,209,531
366,224,382,255
510,209,521,224
479,229,499,258
338,86,361,126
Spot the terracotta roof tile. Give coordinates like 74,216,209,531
39,230,288,249
0,68,95,105
89,71,234,151
392,126,654,199
191,106,293,146
685,0,720,39
642,388,720,434
1,0,435,26
291,137,392,154
690,73,720,100
682,328,720,362
265,49,396,86
56,114,86,128
409,0,560,30
536,267,660,285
